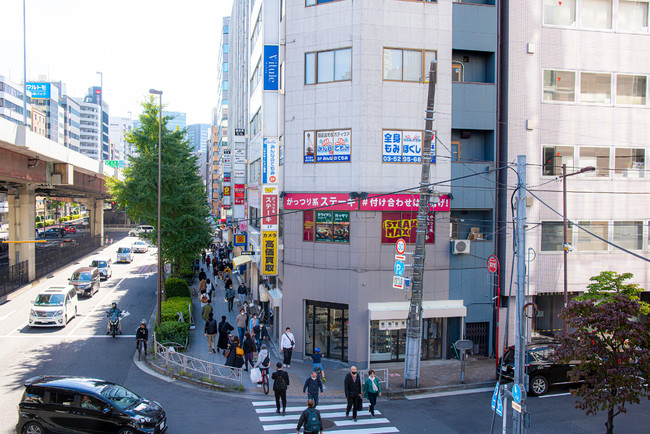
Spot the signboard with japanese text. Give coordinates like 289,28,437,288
262,137,279,184
234,169,246,178
261,231,278,275
381,211,435,244
332,211,350,243
263,45,279,91
316,130,351,162
402,131,423,162
304,131,315,163
262,186,279,230
235,149,246,158
284,193,357,211
234,233,247,247
359,194,450,212
104,160,125,169
382,130,402,162
26,82,51,99
223,175,231,183
223,186,231,196
382,130,436,164
303,211,314,242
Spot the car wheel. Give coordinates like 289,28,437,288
64,314,68,325
530,375,549,396
117,428,136,434
22,421,44,434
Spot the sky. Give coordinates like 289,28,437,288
1,0,233,125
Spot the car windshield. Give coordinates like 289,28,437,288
99,384,140,410
34,294,64,306
71,272,92,281
529,347,554,363
91,261,107,267
117,248,130,253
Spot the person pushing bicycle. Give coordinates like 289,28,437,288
136,320,149,356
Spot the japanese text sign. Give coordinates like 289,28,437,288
261,231,278,275
262,137,279,184
359,194,450,212
284,193,357,211
382,130,436,164
381,211,435,244
26,82,51,99
262,192,279,230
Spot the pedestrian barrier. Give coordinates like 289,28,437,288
153,335,243,386
359,368,389,391
0,259,28,297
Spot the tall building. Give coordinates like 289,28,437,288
187,123,211,154
74,86,110,160
27,80,65,145
60,95,81,152
0,75,32,128
163,111,186,133
109,116,133,161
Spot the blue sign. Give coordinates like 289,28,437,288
26,82,51,99
495,392,503,416
394,260,405,277
263,45,279,91
513,383,522,404
491,383,498,411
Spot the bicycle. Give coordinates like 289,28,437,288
136,339,146,361
260,367,269,395
314,365,326,383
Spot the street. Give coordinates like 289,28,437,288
1,235,649,434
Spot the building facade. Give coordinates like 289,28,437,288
74,87,110,160
60,95,81,152
187,123,211,154
109,116,133,161
0,75,32,128
163,111,187,133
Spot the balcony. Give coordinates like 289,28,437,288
452,82,496,130
452,2,497,52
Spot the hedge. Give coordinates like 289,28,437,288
155,321,190,349
165,277,190,298
161,297,191,323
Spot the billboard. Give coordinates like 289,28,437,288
263,45,279,91
26,82,51,99
261,231,278,275
262,137,279,184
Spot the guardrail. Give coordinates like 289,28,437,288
359,368,389,391
153,334,242,386
0,259,28,297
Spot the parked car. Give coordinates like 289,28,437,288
90,257,113,280
63,224,77,234
129,225,154,237
29,286,78,328
132,240,148,253
16,376,167,434
116,246,134,263
498,342,581,396
39,228,66,238
68,267,100,297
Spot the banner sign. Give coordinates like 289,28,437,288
284,193,357,211
223,175,231,183
359,194,450,212
382,130,436,163
284,193,450,212
263,45,279,91
234,232,247,247
304,130,351,163
234,184,245,198
261,231,278,275
234,169,246,178
262,189,279,230
26,82,51,99
223,186,231,196
104,160,125,169
381,211,435,244
262,137,279,184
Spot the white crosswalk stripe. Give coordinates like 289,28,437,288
251,400,399,433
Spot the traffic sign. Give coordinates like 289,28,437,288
491,384,498,410
394,261,405,277
392,276,404,289
395,238,406,254
512,383,522,404
487,254,498,274
495,392,503,416
511,401,521,413
395,254,406,261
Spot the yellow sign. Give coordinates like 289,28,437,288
261,231,278,275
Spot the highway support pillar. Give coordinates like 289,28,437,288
8,184,36,281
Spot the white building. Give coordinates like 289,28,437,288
0,75,32,128
109,116,132,161
74,87,110,161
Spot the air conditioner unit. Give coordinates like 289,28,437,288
452,239,471,255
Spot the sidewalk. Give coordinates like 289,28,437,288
182,262,495,399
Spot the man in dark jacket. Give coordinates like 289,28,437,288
344,366,362,422
242,332,256,371
296,399,322,434
302,371,324,407
217,315,234,355
272,362,290,415
135,321,148,355
204,312,218,354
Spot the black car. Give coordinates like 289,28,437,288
16,376,167,434
39,228,66,239
497,342,580,396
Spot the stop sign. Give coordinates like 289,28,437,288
487,255,498,274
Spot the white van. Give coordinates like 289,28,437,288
129,225,154,237
29,286,78,327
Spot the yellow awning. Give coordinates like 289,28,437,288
233,255,254,267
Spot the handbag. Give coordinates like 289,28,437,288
250,367,262,383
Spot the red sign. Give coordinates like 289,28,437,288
234,184,245,198
223,175,231,183
234,198,245,205
360,194,450,212
396,238,406,254
487,255,499,274
381,211,434,244
223,186,231,196
284,193,357,211
284,193,451,212
262,194,278,228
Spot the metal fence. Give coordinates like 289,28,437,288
153,335,243,386
0,260,29,297
359,368,389,391
35,235,102,280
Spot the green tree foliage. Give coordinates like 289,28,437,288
107,97,212,271
556,272,650,434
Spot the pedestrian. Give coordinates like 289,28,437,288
225,336,244,368
243,301,251,325
296,399,322,434
199,277,207,294
311,348,326,382
249,313,259,341
272,362,290,415
225,284,236,312
344,366,363,422
253,321,262,350
204,312,218,354
243,332,256,372
281,327,296,368
211,256,218,271
201,300,213,321
205,255,210,267
217,315,234,355
302,371,324,407
362,369,382,417
198,269,207,282
225,276,233,290
259,280,270,321
236,309,247,342
237,282,248,306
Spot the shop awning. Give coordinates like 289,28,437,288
233,255,254,267
268,289,282,302
367,300,467,321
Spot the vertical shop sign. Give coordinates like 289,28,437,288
261,231,278,275
262,186,279,230
262,137,279,184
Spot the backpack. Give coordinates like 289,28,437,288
304,408,321,432
262,354,270,367
274,372,287,392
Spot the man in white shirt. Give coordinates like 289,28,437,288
259,281,270,321
280,327,295,368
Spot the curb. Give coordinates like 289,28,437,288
385,381,497,399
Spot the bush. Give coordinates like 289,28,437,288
179,266,195,284
35,216,41,222
165,277,190,298
155,321,190,348
36,222,43,228
161,297,191,323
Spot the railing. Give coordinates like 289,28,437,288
359,368,389,391
35,235,102,279
153,334,243,386
0,260,29,297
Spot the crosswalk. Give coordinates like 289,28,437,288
252,400,400,433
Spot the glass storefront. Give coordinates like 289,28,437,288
305,301,348,362
370,318,443,362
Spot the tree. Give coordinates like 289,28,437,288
555,272,650,434
108,97,212,274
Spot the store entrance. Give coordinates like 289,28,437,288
305,301,348,362
370,318,443,362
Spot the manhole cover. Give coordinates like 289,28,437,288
321,419,336,429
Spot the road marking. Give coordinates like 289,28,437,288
336,418,390,427
0,334,136,339
405,386,495,400
538,392,572,399
66,277,126,336
256,403,349,414
259,410,381,422
0,309,17,321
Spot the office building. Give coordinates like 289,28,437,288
163,111,186,133
0,75,32,129
27,80,65,145
74,86,110,160
187,123,211,154
109,116,133,161
60,95,81,152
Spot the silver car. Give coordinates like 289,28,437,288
131,240,148,253
90,257,113,280
116,246,134,263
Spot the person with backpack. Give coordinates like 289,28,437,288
296,399,322,434
272,362,290,415
302,371,324,407
225,335,244,368
204,312,218,354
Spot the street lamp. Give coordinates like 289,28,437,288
561,163,595,334
149,89,163,327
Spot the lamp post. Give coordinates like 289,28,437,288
561,163,595,334
149,89,163,327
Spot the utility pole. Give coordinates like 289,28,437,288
403,60,436,388
513,155,527,433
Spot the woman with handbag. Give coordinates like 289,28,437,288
225,335,244,368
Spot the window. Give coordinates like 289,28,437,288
541,222,573,252
383,48,437,82
223,63,228,73
542,146,574,176
578,147,610,176
222,81,228,91
577,221,609,251
581,0,612,29
304,48,351,84
250,60,262,93
613,221,643,250
452,62,463,82
580,72,611,103
616,75,647,105
303,211,350,243
49,391,75,406
249,207,260,228
618,1,649,32
381,212,435,244
543,70,576,101
250,111,261,137
223,43,229,54
614,148,645,178
22,387,44,404
543,0,576,26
